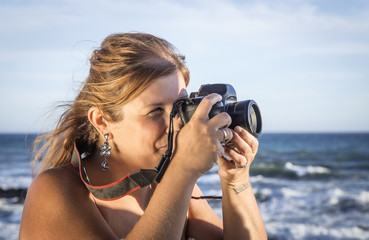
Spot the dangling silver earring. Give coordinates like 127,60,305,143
100,133,111,170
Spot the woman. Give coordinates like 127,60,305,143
19,33,267,239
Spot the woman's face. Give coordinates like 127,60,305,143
108,70,187,171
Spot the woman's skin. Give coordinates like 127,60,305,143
19,70,267,240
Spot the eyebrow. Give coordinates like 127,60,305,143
144,91,188,109
145,102,165,108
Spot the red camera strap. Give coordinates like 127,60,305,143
69,101,181,200
70,143,158,201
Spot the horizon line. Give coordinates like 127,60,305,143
1,131,369,135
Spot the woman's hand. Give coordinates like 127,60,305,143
172,93,233,179
219,128,267,240
217,126,259,185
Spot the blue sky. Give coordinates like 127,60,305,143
0,0,368,133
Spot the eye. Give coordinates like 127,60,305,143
147,107,164,117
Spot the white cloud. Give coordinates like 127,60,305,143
0,0,368,132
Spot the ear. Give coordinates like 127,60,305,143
88,106,109,137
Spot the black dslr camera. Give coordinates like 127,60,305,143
175,84,262,138
155,83,262,183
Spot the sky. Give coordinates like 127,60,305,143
0,0,368,133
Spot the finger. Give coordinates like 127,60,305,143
208,111,232,129
217,128,233,142
229,132,254,161
190,93,222,120
224,148,248,168
215,142,225,161
217,154,237,169
234,126,259,154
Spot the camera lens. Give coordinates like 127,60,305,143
250,105,257,133
176,97,262,138
226,100,262,138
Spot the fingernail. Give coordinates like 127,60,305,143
234,126,243,133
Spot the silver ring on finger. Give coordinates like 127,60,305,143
235,157,248,168
220,128,228,146
221,128,228,141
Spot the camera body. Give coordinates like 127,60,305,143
175,84,262,138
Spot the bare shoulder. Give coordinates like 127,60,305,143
23,165,89,210
28,165,87,198
19,165,117,239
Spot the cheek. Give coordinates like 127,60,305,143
146,117,167,137
132,117,167,143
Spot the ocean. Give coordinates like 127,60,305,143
1,133,369,239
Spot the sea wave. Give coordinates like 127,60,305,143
251,161,332,179
266,222,369,240
284,162,330,177
0,198,24,240
197,172,220,185
327,188,369,213
0,175,31,191
0,221,20,240
0,188,27,204
1,133,369,240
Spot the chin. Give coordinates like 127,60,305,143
148,151,165,166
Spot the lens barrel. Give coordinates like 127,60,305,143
225,100,262,138
177,97,262,138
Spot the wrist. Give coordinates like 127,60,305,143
168,156,202,184
220,177,251,193
219,170,250,187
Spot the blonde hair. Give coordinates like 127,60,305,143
33,33,189,173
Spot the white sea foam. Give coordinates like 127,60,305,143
284,162,330,177
0,176,31,190
197,173,220,184
328,188,345,205
0,222,20,240
327,188,369,210
201,188,222,197
281,187,305,198
250,174,265,182
0,199,23,240
250,174,289,185
258,188,273,197
0,198,24,215
358,191,369,205
266,222,369,240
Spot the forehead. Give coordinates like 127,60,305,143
129,71,187,108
